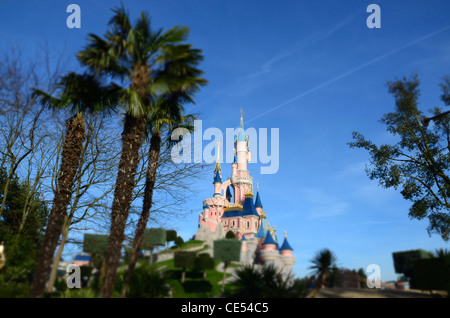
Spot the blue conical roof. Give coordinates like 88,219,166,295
203,203,210,209
213,169,222,183
241,235,246,241
263,232,277,245
255,191,263,208
242,196,259,217
226,186,232,198
280,237,293,251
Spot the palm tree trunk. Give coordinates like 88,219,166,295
101,113,147,298
31,115,86,298
121,132,162,298
306,273,327,298
46,215,70,293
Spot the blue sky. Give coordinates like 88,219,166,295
2,0,450,281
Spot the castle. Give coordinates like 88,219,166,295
195,111,295,277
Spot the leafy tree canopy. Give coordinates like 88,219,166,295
0,168,48,284
349,74,450,240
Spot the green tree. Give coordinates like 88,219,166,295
174,251,196,284
174,236,184,247
349,74,450,240
225,230,236,239
166,230,177,247
30,73,117,298
194,253,215,281
0,168,48,296
306,248,338,298
77,6,207,297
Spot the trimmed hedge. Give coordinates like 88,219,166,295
194,253,215,271
141,228,166,250
413,257,450,292
392,249,433,287
83,234,109,255
213,239,242,263
174,251,196,269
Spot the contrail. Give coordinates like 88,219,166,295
245,25,450,124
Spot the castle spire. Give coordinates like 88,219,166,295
214,141,222,175
237,109,246,142
255,183,263,208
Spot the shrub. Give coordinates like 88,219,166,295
127,262,170,298
174,236,184,247
225,230,236,239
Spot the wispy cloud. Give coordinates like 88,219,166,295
240,15,355,81
246,24,450,125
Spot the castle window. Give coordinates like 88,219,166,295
247,221,250,228
232,220,235,227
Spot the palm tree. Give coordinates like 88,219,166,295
30,73,118,298
230,264,306,298
77,6,207,297
120,93,197,297
306,248,338,298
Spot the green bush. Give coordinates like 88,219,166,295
225,231,236,239
127,262,170,298
226,264,307,298
0,276,31,297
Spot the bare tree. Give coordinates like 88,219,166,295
46,114,121,293
0,45,65,220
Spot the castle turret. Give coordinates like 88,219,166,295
242,191,260,237
280,229,293,256
232,110,252,205
203,203,210,217
280,230,296,279
262,231,277,251
260,231,280,266
241,235,247,251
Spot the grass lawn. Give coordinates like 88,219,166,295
158,240,207,254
